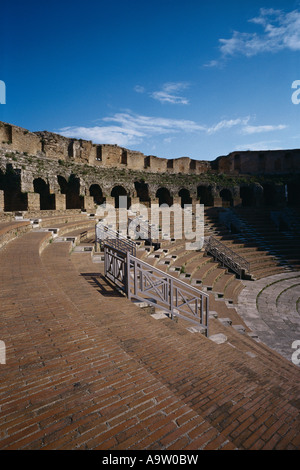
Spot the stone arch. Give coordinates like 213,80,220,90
4,165,27,212
134,181,150,203
197,185,214,206
89,184,104,205
33,177,55,210
220,188,233,207
0,167,4,191
57,174,83,209
178,188,192,208
111,185,131,209
156,187,173,206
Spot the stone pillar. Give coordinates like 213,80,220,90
54,194,66,211
172,197,181,206
130,197,140,206
0,190,4,212
105,197,116,208
213,197,223,207
233,197,242,207
150,197,159,206
27,192,40,211
82,196,96,212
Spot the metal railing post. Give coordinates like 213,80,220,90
169,277,174,320
126,251,131,300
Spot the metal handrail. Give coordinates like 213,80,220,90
103,244,209,336
205,236,250,278
96,222,137,256
128,217,156,245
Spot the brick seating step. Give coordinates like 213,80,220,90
0,220,32,249
1,231,300,449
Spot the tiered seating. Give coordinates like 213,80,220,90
0,205,300,450
233,207,300,273
0,219,32,249
134,210,245,306
204,207,293,280
1,227,300,450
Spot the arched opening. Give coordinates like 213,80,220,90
0,168,4,191
156,187,173,206
33,178,55,210
220,189,233,207
4,165,27,212
111,185,131,209
240,186,255,207
189,160,196,170
89,184,104,205
197,185,214,206
134,181,150,203
178,188,192,208
57,175,68,194
57,174,83,209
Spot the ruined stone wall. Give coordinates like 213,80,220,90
1,121,300,179
0,122,41,155
216,150,300,175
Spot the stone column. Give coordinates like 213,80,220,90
150,197,159,206
105,197,116,208
130,197,140,206
27,192,40,211
0,190,4,212
54,194,66,211
233,197,242,207
213,197,223,207
172,197,181,206
82,196,96,212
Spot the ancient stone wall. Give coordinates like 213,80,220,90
0,122,41,155
216,150,300,175
0,121,300,213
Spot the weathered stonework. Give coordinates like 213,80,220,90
0,120,299,213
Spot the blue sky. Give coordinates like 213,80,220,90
0,0,300,160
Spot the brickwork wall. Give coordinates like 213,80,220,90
0,121,300,181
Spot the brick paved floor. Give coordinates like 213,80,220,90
0,231,300,450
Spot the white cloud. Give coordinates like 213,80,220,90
206,117,250,134
241,124,287,135
59,112,206,148
236,140,282,151
134,85,145,94
59,113,282,150
59,124,144,148
151,82,190,105
209,8,300,65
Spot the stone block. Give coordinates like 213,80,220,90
27,192,40,211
